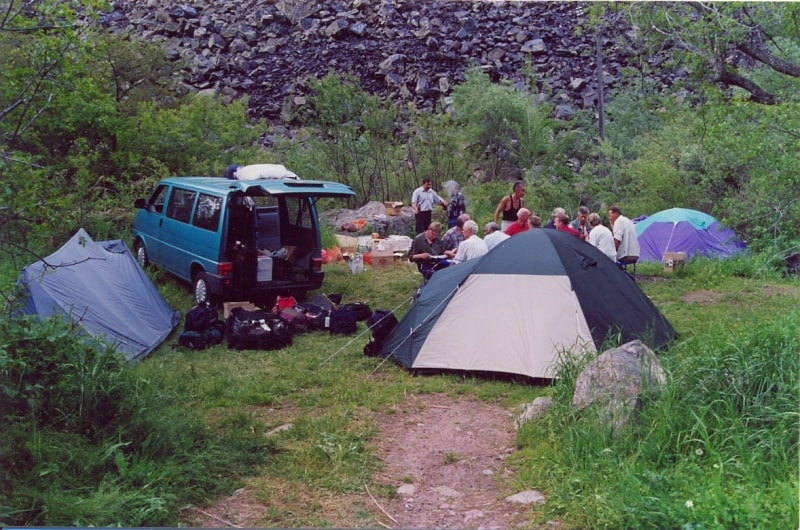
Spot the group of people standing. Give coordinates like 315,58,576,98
408,179,640,280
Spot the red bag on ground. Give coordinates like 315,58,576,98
272,295,298,313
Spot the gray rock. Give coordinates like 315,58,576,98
506,490,546,505
319,201,416,238
520,38,547,54
397,484,416,496
516,396,554,427
572,340,666,432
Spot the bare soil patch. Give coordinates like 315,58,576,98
681,289,723,305
182,394,525,529
681,284,800,306
369,393,521,529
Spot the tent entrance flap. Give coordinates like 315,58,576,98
413,275,595,379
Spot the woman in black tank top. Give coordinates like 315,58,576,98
494,180,527,230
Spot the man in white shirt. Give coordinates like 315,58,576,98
411,178,447,235
608,206,640,263
453,220,488,264
586,213,616,260
483,221,509,251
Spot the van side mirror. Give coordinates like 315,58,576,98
134,198,146,209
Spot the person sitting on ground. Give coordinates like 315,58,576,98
554,212,581,237
607,205,640,263
505,208,532,236
529,215,542,228
444,180,466,229
409,222,452,279
570,206,591,241
453,220,488,264
493,180,526,232
442,213,470,255
544,207,565,229
483,221,509,251
586,212,616,260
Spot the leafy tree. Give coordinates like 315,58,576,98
297,71,400,206
0,0,108,157
405,109,469,198
450,69,555,179
116,94,266,180
621,3,800,105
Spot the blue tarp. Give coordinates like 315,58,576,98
17,229,181,362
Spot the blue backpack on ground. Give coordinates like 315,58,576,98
179,303,224,350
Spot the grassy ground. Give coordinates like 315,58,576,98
2,254,798,527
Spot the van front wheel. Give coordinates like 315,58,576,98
193,271,213,305
134,241,149,268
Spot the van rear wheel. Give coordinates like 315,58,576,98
193,271,213,305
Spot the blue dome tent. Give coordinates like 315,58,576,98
635,208,745,262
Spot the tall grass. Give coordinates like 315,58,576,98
516,267,799,528
0,312,271,526
2,253,797,527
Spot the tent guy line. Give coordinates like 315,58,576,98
368,282,464,378
319,295,414,366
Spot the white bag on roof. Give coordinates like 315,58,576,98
235,164,299,181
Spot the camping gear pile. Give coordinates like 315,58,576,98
376,229,677,380
16,229,181,362
635,208,746,262
178,293,377,351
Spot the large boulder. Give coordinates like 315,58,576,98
572,340,666,432
320,201,416,238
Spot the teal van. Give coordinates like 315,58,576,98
132,175,354,305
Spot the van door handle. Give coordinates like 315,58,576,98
159,219,163,228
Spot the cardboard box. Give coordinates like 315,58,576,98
371,252,395,268
370,241,394,267
223,301,258,319
283,245,297,262
340,247,357,260
335,234,359,248
384,201,404,216
663,251,687,273
372,238,389,252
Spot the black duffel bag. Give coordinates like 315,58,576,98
226,307,293,350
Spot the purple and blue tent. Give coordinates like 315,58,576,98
634,208,745,262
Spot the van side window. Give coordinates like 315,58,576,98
193,193,222,231
166,188,196,223
148,185,168,214
286,197,313,229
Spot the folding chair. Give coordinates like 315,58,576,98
616,257,638,280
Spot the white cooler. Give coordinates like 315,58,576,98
257,255,273,281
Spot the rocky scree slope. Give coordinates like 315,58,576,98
101,0,672,124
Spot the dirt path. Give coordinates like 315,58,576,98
368,393,523,529
183,394,526,529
